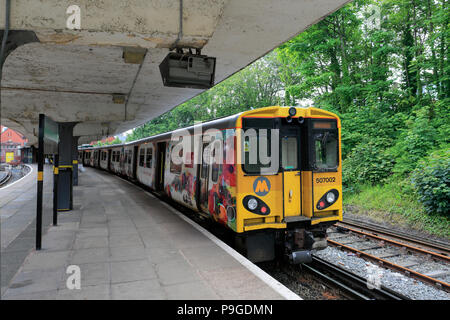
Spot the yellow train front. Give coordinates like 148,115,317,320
233,106,342,263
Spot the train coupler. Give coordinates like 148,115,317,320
288,250,312,264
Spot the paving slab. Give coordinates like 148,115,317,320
1,167,299,300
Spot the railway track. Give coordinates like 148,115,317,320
327,219,450,292
338,218,450,258
0,170,12,187
304,256,410,300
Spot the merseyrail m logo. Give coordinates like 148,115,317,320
253,177,271,196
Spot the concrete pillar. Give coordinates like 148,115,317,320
72,136,80,186
57,122,77,211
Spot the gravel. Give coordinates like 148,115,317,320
258,261,348,300
314,247,450,300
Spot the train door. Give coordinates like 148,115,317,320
107,149,112,171
120,147,125,174
281,126,302,218
132,145,139,178
155,142,166,191
199,143,210,212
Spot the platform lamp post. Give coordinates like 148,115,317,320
36,114,59,250
53,154,59,226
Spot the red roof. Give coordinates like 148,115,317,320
0,126,28,146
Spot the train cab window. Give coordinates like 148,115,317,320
146,148,152,168
139,148,145,167
311,120,338,171
242,118,276,174
281,136,298,170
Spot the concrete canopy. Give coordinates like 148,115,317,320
0,0,349,145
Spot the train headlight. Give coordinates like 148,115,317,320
247,198,258,210
289,107,297,116
326,192,335,203
316,189,339,210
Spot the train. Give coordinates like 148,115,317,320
78,106,343,264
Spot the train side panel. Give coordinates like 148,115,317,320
121,145,135,178
110,147,121,174
136,142,155,188
164,137,199,211
202,129,237,230
99,149,109,170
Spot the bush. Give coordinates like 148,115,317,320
343,138,394,186
389,108,437,176
411,149,450,215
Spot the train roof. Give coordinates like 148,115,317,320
78,106,339,151
79,111,243,151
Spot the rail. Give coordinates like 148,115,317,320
304,256,410,300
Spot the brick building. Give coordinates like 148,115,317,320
1,126,29,163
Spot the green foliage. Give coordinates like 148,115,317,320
411,148,450,215
344,179,450,237
343,137,394,186
93,137,122,146
388,107,438,175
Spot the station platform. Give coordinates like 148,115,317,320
0,164,54,295
1,167,300,300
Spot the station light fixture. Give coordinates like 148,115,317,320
112,94,126,104
122,47,147,64
159,48,216,89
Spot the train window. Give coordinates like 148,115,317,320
170,145,182,174
201,143,210,179
211,148,222,182
201,162,208,178
127,150,132,164
281,136,298,170
242,125,276,174
313,132,338,171
139,148,145,167
146,148,152,168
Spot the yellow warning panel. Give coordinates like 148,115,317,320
5,152,14,163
